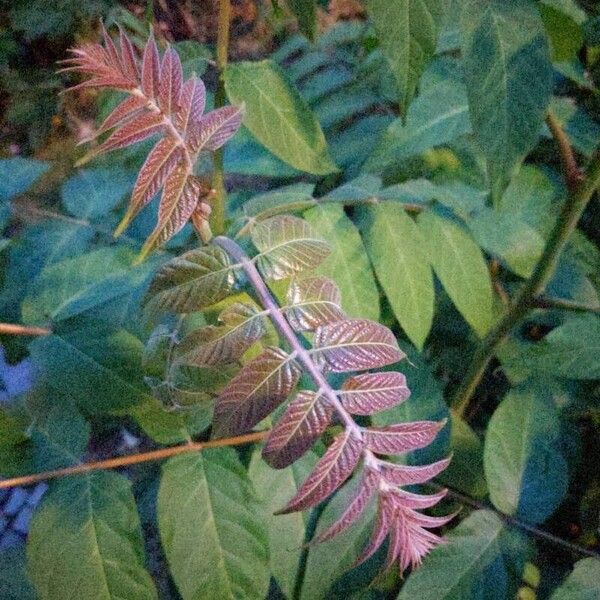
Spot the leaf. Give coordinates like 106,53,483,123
213,347,301,437
379,457,451,486
518,315,600,380
175,77,206,135
364,421,445,455
365,0,446,116
358,204,434,350
95,112,164,155
278,429,364,513
0,157,49,201
460,0,553,200
418,212,493,337
484,384,568,524
305,204,380,321
187,105,245,154
248,448,318,599
252,215,331,280
145,245,237,314
141,32,161,100
61,167,135,219
339,372,410,415
550,558,600,600
288,0,316,41
539,0,586,62
158,47,183,116
284,276,345,332
241,183,316,219
397,510,530,600
224,60,338,175
0,547,36,600
158,450,270,600
27,471,157,600
263,390,333,468
314,319,405,373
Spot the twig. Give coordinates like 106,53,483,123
532,296,600,315
546,110,585,193
0,430,268,490
0,323,51,336
489,259,509,305
453,149,600,419
210,0,232,235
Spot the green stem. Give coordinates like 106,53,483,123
533,296,600,315
210,0,231,235
453,149,600,419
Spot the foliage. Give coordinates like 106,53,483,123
0,1,599,599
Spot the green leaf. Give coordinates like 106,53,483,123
539,0,586,62
0,547,36,600
29,322,152,413
22,247,155,325
397,510,530,600
300,475,377,600
0,157,49,202
517,315,600,380
358,204,433,349
305,204,380,321
484,384,568,524
61,167,135,219
550,558,600,600
27,471,157,600
158,450,270,600
224,60,338,175
288,0,316,41
364,78,470,173
240,183,316,220
365,0,446,116
418,212,493,337
248,448,318,598
460,0,553,200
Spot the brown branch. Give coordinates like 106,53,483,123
0,430,268,490
546,110,584,193
0,323,51,336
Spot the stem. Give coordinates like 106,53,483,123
546,110,584,193
533,296,600,315
0,323,51,336
0,430,268,490
453,150,600,419
210,0,231,235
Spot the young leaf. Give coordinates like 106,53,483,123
364,421,446,455
365,0,446,116
418,212,493,337
460,0,553,200
158,450,270,600
157,46,183,116
358,204,434,350
27,472,157,600
145,245,237,314
224,60,338,175
252,215,331,280
339,372,410,415
262,390,333,468
213,347,301,437
187,105,245,154
379,457,451,486
313,319,405,373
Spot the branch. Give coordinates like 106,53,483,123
453,149,600,419
0,323,51,336
532,296,600,315
546,110,584,193
0,430,268,490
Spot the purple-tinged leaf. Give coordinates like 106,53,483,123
262,390,333,469
277,429,364,514
284,277,345,332
389,515,445,573
119,29,139,81
175,77,206,135
142,33,161,100
339,372,410,415
115,137,182,237
364,421,446,455
313,319,404,373
379,457,451,486
188,105,244,154
314,469,379,543
214,347,301,437
93,95,147,139
407,510,457,530
353,497,393,567
101,24,121,74
175,305,266,367
139,167,200,259
387,487,448,510
96,112,164,154
158,47,183,116
145,245,237,314
252,216,331,281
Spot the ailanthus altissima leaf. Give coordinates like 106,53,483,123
145,245,237,314
187,105,246,154
364,421,446,455
252,215,331,280
339,372,410,415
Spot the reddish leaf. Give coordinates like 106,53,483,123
214,347,301,437
387,487,448,510
119,29,139,81
364,421,446,455
175,77,206,135
96,112,164,154
353,496,393,567
379,457,451,486
277,429,364,514
262,391,333,469
314,319,404,373
188,105,244,154
101,24,121,73
158,47,183,116
141,33,161,100
93,95,147,139
339,372,410,415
